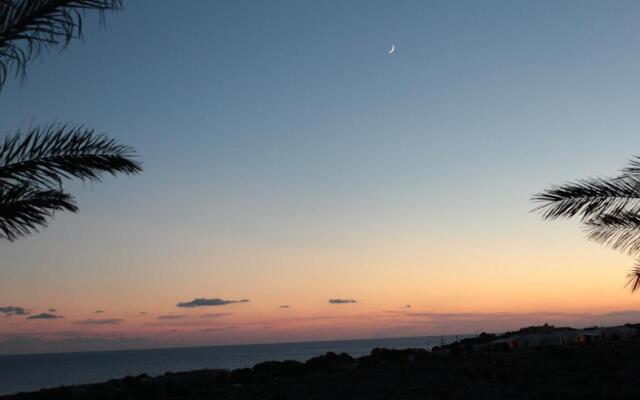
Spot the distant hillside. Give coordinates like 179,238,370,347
437,322,578,351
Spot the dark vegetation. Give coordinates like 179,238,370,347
4,340,640,399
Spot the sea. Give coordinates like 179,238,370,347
0,334,465,396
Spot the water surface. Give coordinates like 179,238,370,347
0,335,465,395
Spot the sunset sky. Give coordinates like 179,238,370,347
3,0,640,354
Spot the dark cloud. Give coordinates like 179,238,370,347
157,315,186,320
48,308,57,313
405,305,411,309
328,299,357,304
139,312,148,315
200,313,231,318
27,313,63,320
279,305,291,309
95,310,105,314
0,306,29,316
177,298,250,308
76,318,123,325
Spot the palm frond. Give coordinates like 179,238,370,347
625,262,640,293
0,183,76,240
0,124,142,188
534,155,640,294
0,0,122,88
532,175,640,221
584,211,640,255
621,155,640,176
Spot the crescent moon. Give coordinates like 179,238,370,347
388,44,395,54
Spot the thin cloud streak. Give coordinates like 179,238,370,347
75,318,123,325
202,326,238,332
380,309,640,335
200,313,232,318
157,315,186,320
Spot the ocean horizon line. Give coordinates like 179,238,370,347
0,332,472,358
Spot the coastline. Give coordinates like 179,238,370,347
0,335,462,396
3,323,640,399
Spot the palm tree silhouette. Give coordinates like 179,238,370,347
533,157,640,291
0,0,141,241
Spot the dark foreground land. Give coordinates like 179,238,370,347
3,342,640,400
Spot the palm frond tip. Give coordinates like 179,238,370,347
626,264,640,293
0,184,76,240
533,156,640,292
584,211,640,255
0,0,123,88
532,175,640,221
0,124,142,188
621,155,640,176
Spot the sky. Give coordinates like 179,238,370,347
2,0,640,354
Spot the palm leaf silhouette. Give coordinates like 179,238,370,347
0,0,122,89
0,124,141,188
584,211,640,255
532,175,640,221
626,263,640,293
0,183,76,240
0,1,141,242
0,126,140,241
533,156,640,291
